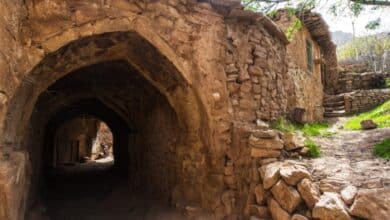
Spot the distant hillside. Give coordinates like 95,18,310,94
332,31,353,46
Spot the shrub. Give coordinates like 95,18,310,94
304,139,321,158
374,138,390,159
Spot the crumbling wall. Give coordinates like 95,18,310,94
345,89,390,114
0,0,310,219
336,71,388,93
218,11,291,217
225,19,288,123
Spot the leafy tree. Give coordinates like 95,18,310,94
338,35,390,71
365,18,381,30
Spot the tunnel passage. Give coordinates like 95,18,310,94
24,60,188,218
43,98,128,172
3,31,212,218
50,115,114,167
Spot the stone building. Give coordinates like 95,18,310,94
0,1,289,219
1,1,384,220
52,117,113,166
273,10,338,122
53,117,99,166
324,62,390,116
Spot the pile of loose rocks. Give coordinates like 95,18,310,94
249,129,310,161
251,161,317,220
251,160,390,220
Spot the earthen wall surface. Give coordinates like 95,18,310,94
0,1,306,219
273,12,324,122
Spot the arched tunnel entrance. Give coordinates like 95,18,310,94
2,32,214,219
29,61,185,219
43,97,130,173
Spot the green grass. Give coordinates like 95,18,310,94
273,118,323,158
374,138,390,159
304,139,321,158
386,78,390,88
273,118,297,133
344,100,390,130
273,118,331,137
301,123,329,136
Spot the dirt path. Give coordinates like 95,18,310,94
303,118,390,191
33,162,211,220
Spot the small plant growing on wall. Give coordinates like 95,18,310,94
286,17,303,41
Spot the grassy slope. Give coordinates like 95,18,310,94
344,100,390,130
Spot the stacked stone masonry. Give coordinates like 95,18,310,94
344,89,390,114
273,10,328,123
0,0,387,219
336,71,389,94
0,0,292,219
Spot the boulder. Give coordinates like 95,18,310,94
280,164,311,185
251,147,281,158
271,180,302,213
349,188,390,220
254,184,266,205
291,214,309,220
312,192,351,220
249,205,269,218
268,197,291,220
283,132,304,150
299,147,310,157
252,129,278,139
256,119,270,129
260,162,282,189
259,158,277,165
340,185,357,205
319,178,348,193
297,178,320,209
249,135,284,149
360,120,377,130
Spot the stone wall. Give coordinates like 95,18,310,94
225,18,288,123
54,117,99,165
0,1,29,220
0,0,309,219
336,71,388,94
273,11,324,123
344,89,390,114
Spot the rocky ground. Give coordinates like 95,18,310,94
294,117,390,219
304,117,390,190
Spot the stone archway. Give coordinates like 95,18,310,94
1,29,221,218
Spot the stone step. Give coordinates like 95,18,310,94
323,100,345,107
324,110,346,117
323,95,344,103
324,106,345,111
